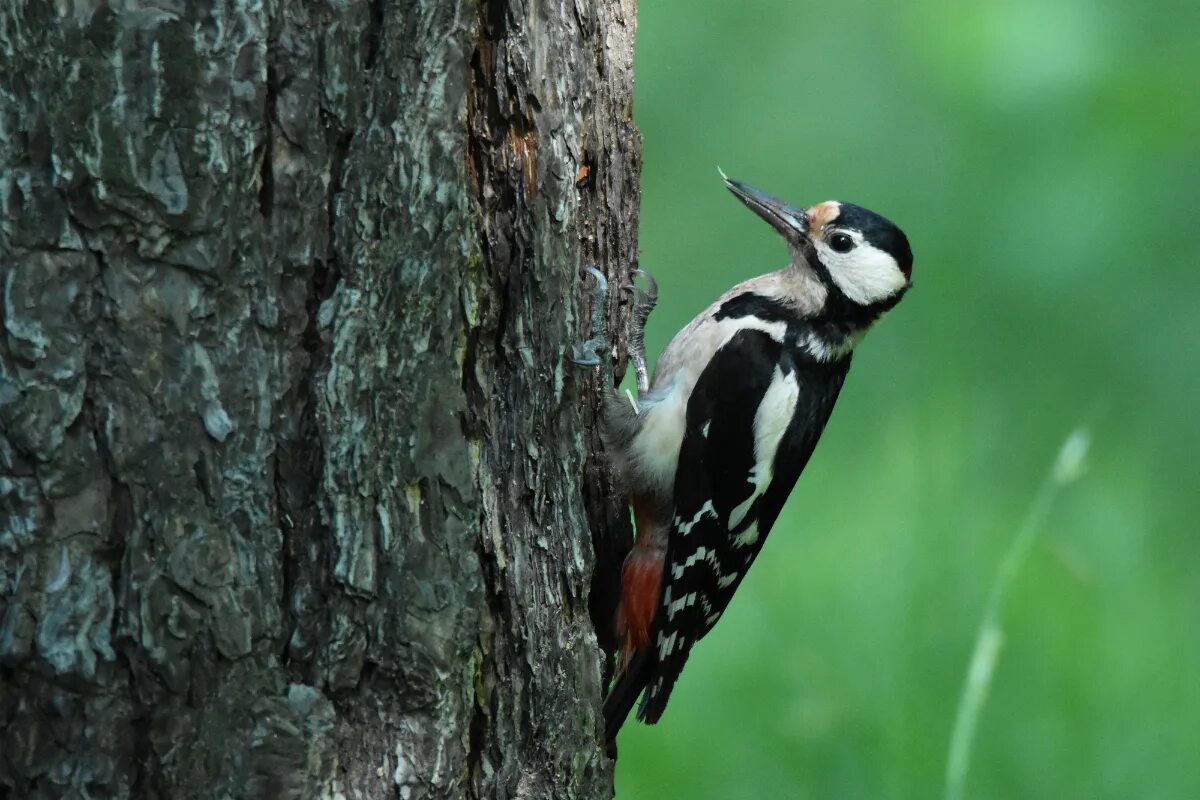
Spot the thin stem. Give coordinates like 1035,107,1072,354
944,429,1090,800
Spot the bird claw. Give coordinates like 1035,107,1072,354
620,269,659,312
628,268,659,300
583,266,608,296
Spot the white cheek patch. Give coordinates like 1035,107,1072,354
819,241,907,306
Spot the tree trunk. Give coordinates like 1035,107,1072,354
0,1,640,798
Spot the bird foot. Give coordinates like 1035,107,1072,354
622,269,658,395
570,266,610,367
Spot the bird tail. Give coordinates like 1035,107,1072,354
603,649,654,745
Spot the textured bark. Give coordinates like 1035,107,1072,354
0,1,639,798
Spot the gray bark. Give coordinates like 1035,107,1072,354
0,1,640,798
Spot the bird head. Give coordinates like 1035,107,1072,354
723,177,913,309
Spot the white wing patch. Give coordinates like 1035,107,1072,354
726,366,800,533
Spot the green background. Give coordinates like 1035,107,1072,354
615,0,1200,797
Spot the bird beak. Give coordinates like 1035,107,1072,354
723,178,810,243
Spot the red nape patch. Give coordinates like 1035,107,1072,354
615,549,663,665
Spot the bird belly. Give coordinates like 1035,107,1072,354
629,382,686,499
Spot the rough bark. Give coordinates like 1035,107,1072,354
0,1,639,798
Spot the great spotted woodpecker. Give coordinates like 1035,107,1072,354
576,177,913,743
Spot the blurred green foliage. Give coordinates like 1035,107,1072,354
616,0,1200,797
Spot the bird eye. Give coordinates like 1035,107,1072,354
829,232,855,253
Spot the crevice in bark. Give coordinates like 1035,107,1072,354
459,291,487,439
364,0,385,72
323,120,354,288
278,254,339,681
466,704,487,783
258,62,277,220
466,0,525,363
122,665,157,800
81,396,122,628
466,494,504,786
473,533,505,633
277,32,369,680
483,0,508,39
193,455,215,508
275,0,380,689
271,447,296,662
276,116,353,681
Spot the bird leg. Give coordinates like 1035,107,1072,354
570,266,611,373
572,266,658,403
623,269,658,397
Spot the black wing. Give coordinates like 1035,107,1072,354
637,328,849,723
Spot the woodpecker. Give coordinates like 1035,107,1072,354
576,177,913,742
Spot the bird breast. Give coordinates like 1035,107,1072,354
628,312,790,501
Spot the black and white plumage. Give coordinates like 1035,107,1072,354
600,178,914,741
